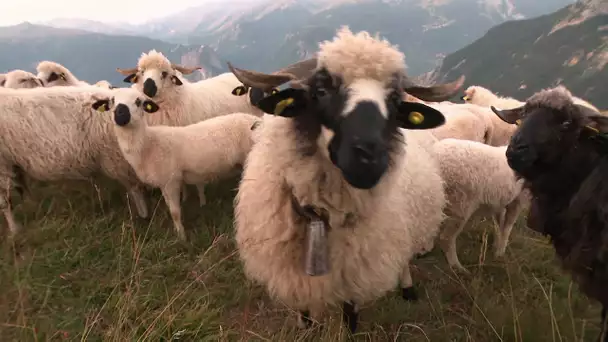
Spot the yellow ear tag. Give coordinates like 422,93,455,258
274,98,294,116
271,88,279,95
146,104,153,111
515,119,522,125
98,104,106,112
585,125,599,133
408,111,424,125
462,96,469,101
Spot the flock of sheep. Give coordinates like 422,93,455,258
1,26,608,339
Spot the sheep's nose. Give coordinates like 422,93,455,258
143,78,157,97
114,104,131,126
352,142,379,164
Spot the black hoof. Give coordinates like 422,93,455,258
299,310,312,328
342,301,359,333
401,286,418,301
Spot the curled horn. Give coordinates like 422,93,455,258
490,105,525,125
402,74,466,102
227,62,297,92
116,67,138,76
275,57,318,81
171,63,201,75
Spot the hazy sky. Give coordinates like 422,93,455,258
0,0,238,26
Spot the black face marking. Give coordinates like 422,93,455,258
143,78,158,97
47,72,59,83
114,103,131,126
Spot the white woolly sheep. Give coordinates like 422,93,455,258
0,85,149,235
90,87,261,241
228,26,465,332
426,102,495,144
94,80,115,89
115,50,264,127
0,70,43,89
36,61,90,87
462,85,601,145
432,138,530,272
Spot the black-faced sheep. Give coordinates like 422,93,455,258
229,26,465,332
0,70,43,89
0,86,149,235
491,85,608,341
115,50,264,126
36,61,90,87
90,88,261,241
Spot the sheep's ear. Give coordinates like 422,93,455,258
584,113,608,134
256,88,307,117
48,72,59,83
171,75,183,86
232,85,249,96
123,74,138,84
490,105,525,125
396,101,446,130
142,100,160,113
92,99,111,112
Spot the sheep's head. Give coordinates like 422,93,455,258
116,50,200,98
232,84,280,106
36,61,73,87
94,80,115,90
91,89,160,127
491,86,608,180
1,70,42,89
228,27,464,189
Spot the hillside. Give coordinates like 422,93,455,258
430,0,607,108
186,0,575,75
0,23,227,86
38,0,575,76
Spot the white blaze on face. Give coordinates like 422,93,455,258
341,79,389,118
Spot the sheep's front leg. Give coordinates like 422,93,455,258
161,182,186,241
128,185,149,219
342,301,360,333
195,183,206,207
599,306,608,342
399,263,418,301
297,310,312,329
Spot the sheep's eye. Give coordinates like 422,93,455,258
161,71,168,78
312,69,338,98
135,98,142,107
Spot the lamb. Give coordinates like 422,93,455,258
491,86,608,341
115,50,264,127
462,85,601,145
432,138,529,272
0,70,43,89
0,86,149,235
90,87,261,241
228,26,465,332
36,61,90,87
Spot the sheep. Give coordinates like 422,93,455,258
427,102,495,144
462,85,601,145
0,70,43,89
36,61,90,87
94,80,115,89
228,26,465,332
491,85,608,341
115,49,264,127
0,86,149,235
432,138,530,272
89,87,261,241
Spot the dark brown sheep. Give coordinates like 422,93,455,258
491,86,608,341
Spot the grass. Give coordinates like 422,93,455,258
0,175,603,341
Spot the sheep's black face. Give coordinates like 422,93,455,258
256,69,447,190
503,107,582,180
143,78,158,97
114,104,132,126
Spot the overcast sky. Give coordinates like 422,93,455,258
0,0,254,26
